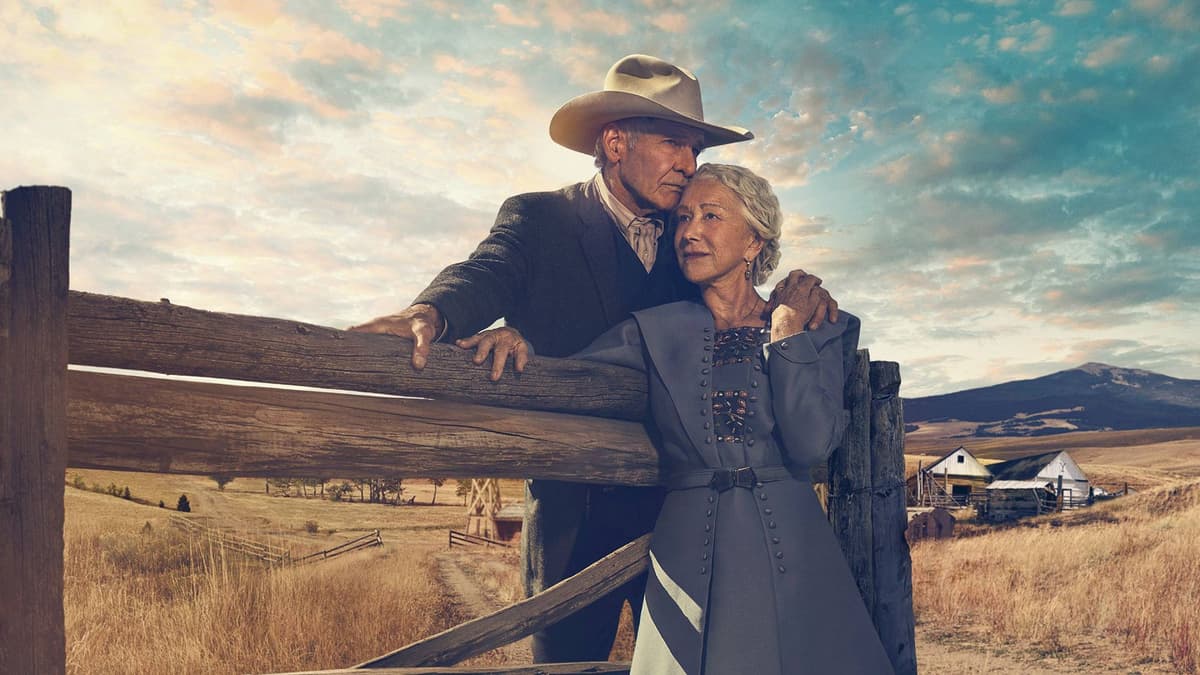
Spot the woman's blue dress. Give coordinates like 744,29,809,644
576,300,894,675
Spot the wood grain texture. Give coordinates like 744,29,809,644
67,371,661,485
356,534,651,668
0,186,71,675
274,662,629,674
826,348,875,616
869,361,917,675
68,291,648,420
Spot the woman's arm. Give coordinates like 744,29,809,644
766,313,861,468
570,318,647,372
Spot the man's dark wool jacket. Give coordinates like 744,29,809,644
413,178,694,662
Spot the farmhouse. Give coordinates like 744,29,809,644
907,446,992,507
984,450,1092,521
988,450,1091,506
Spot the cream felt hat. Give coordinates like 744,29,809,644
549,54,753,155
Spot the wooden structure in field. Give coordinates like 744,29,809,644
0,186,917,675
907,445,991,507
465,478,503,540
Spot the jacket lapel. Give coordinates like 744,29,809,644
574,180,622,327
633,301,722,468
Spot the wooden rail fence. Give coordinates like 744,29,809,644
0,186,916,675
168,515,384,566
448,529,514,549
169,515,292,565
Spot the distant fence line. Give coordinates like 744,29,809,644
1,185,916,675
168,515,383,566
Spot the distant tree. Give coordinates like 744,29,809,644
122,486,132,500
210,474,234,491
456,479,472,505
176,494,191,512
158,500,165,508
430,478,446,504
267,477,294,497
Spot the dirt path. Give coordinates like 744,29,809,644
434,551,532,665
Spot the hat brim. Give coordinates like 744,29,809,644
549,90,753,155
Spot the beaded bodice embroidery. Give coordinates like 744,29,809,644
711,325,769,444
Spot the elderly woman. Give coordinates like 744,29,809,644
572,163,894,674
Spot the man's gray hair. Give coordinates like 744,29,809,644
691,163,783,286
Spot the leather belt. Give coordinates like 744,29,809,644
666,466,796,492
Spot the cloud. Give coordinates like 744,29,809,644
651,12,688,32
1081,35,1135,69
1055,0,1095,16
492,3,539,27
981,84,1022,103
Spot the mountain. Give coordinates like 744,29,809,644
903,363,1200,437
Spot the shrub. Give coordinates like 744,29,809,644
303,520,319,534
176,494,191,512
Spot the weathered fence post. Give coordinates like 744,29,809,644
870,361,917,675
827,349,875,614
0,186,71,674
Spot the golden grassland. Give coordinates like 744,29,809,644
63,471,479,674
912,478,1200,673
64,426,1200,674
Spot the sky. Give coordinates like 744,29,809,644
2,0,1197,397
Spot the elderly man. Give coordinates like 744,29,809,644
352,54,837,663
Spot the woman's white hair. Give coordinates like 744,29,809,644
690,163,782,285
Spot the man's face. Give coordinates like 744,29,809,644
611,120,705,214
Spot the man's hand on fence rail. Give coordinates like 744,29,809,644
456,326,530,381
348,303,445,370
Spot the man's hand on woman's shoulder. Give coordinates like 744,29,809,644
766,269,840,341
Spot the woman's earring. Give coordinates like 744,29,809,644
744,259,752,280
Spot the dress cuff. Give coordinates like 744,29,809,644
763,330,819,365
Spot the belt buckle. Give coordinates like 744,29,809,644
709,467,757,492
733,466,758,489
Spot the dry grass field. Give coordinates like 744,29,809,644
908,425,1200,673
63,470,488,674
912,477,1200,673
64,423,1200,673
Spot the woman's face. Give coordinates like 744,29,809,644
674,179,763,288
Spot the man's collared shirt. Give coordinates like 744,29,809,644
593,173,663,273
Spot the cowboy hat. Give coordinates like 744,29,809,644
549,54,753,155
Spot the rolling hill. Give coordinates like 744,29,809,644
904,362,1200,437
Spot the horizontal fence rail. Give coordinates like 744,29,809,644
69,291,648,421
66,370,660,484
293,530,384,565
448,530,513,549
